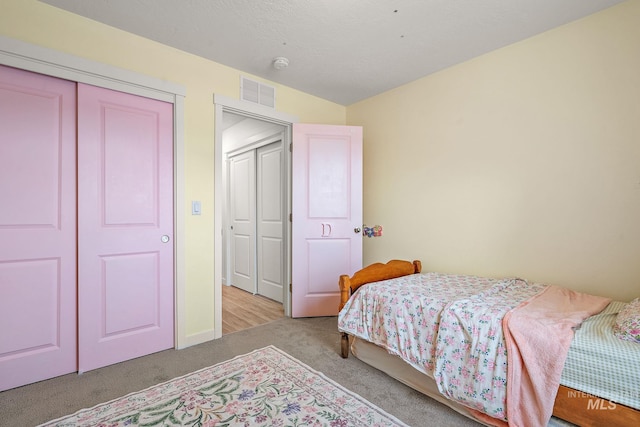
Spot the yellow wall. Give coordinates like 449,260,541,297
348,1,639,302
1,0,346,339
3,0,637,317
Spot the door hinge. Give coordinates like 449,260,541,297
289,213,292,222
289,283,292,292
289,143,292,152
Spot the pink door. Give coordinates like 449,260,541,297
291,124,363,317
0,65,77,391
77,84,174,372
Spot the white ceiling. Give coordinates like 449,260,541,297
41,0,624,106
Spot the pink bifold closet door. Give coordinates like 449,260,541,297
0,65,78,391
77,83,174,373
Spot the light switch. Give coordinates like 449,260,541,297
192,201,201,215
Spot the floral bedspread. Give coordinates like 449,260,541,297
433,279,545,420
337,272,546,423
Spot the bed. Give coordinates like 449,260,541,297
337,260,640,427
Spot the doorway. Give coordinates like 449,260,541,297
218,106,293,334
213,96,364,332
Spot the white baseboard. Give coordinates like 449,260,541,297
176,329,216,350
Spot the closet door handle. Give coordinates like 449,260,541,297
354,227,361,233
161,235,170,243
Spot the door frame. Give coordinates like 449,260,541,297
0,36,190,348
214,94,297,336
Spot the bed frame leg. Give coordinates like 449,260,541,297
341,332,350,358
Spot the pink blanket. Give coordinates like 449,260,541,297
500,285,611,427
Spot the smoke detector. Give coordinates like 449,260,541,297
272,57,289,70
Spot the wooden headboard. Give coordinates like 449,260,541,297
338,259,422,311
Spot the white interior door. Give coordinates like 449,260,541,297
229,150,256,294
77,83,175,373
0,65,77,391
257,142,284,302
291,124,363,317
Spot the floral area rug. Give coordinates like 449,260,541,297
39,346,408,427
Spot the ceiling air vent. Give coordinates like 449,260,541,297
241,76,275,108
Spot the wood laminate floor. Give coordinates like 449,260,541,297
222,284,284,334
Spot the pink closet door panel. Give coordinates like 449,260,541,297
0,65,77,391
77,83,174,373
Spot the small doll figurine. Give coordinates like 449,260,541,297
363,225,382,237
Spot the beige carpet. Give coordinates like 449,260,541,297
0,317,480,427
